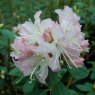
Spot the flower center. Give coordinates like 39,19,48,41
43,28,53,43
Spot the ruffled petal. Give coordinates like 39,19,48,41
34,11,42,24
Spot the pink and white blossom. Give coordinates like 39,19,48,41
10,6,89,83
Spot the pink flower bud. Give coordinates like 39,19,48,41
43,28,52,42
81,40,89,49
73,57,84,67
43,32,51,42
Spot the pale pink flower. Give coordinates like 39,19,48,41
11,11,56,83
11,39,49,83
54,6,89,67
15,11,61,73
10,7,89,83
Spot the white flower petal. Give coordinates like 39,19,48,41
51,22,64,41
47,51,61,72
35,64,48,83
34,11,42,24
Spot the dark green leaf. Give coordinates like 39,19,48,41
67,66,89,79
23,81,35,93
77,82,93,92
9,67,22,76
52,82,73,95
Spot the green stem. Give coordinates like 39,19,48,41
66,77,74,88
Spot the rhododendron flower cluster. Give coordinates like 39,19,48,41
10,6,89,83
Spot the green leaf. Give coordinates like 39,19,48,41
52,82,71,95
9,67,22,76
47,70,59,86
47,69,67,87
91,66,95,72
23,90,48,95
90,66,95,80
39,90,48,95
23,81,35,93
0,29,15,41
69,89,79,95
0,66,7,72
87,92,95,95
91,71,95,80
58,68,67,79
77,82,93,92
67,66,89,79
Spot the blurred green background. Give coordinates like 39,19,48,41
0,0,95,95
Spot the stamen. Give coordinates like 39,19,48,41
59,48,71,68
29,57,44,81
72,40,83,50
29,65,39,81
16,75,24,83
62,48,78,57
61,43,82,51
53,54,58,65
39,67,44,77
57,43,81,57
62,48,78,68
